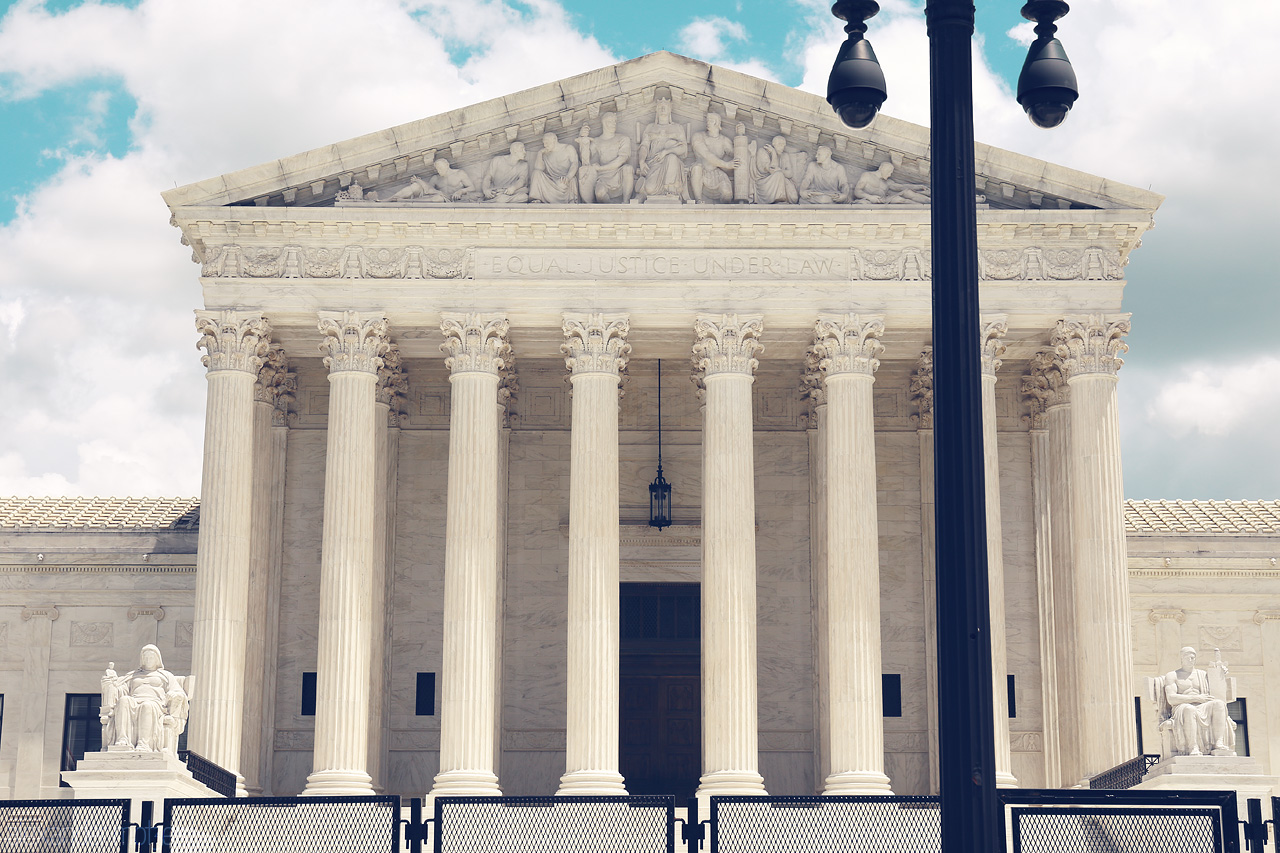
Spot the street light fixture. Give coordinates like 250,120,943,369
827,2,1076,851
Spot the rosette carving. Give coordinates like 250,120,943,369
196,310,271,374
980,315,1008,376
440,313,511,376
1052,314,1131,377
691,314,763,390
811,314,885,377
909,348,933,430
561,313,631,378
318,311,391,374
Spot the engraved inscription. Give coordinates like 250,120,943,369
481,249,849,280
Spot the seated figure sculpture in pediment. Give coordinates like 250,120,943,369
750,135,800,204
1148,646,1236,759
799,145,851,204
853,161,931,204
530,132,580,204
99,644,192,757
636,98,688,202
482,141,530,204
576,113,634,204
688,112,739,204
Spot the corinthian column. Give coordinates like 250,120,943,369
1053,314,1135,777
979,315,1017,787
1023,352,1078,786
557,313,630,795
192,309,270,795
911,350,940,793
811,315,892,794
242,344,288,795
430,313,512,798
693,313,767,798
304,311,390,795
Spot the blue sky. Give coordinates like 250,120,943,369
0,0,1276,499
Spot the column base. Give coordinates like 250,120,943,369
822,771,894,795
996,771,1019,789
556,770,628,796
696,770,767,800
430,769,502,797
302,768,375,796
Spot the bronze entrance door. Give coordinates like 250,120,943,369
619,582,701,799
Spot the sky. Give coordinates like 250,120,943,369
0,0,1276,500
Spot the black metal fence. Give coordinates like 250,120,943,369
1000,789,1239,853
0,798,130,853
161,795,400,853
709,795,940,853
1087,754,1162,790
433,796,675,853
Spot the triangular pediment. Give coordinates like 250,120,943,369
163,52,1160,215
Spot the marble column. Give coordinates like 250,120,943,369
369,345,406,793
1024,351,1079,786
802,365,830,791
979,315,1017,788
430,313,512,797
303,311,390,795
242,344,288,796
812,314,892,794
692,313,767,798
910,349,940,794
1253,610,1280,778
15,605,58,797
1052,314,1136,778
192,309,271,795
557,313,631,795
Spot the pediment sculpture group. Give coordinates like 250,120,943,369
344,99,930,207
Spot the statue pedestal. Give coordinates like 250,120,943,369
1134,756,1280,814
63,751,219,815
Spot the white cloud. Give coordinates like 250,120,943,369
1146,356,1280,438
678,16,748,59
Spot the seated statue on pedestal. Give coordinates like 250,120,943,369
100,644,193,757
1148,646,1236,759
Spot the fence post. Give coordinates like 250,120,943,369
407,797,423,853
1242,798,1268,853
683,797,704,853
134,800,156,853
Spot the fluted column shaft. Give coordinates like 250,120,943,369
192,310,270,795
1055,314,1136,777
558,313,630,795
813,315,891,794
910,350,939,793
806,398,830,790
431,314,511,797
694,314,767,799
979,317,1016,788
304,311,390,795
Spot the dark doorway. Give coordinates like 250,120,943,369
619,582,701,799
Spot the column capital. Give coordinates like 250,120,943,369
812,314,885,378
800,350,826,409
1148,608,1186,625
1254,610,1280,624
21,605,60,621
561,313,631,377
318,311,390,374
980,314,1008,377
1052,314,1131,378
910,348,933,431
692,314,763,387
376,344,409,411
440,312,511,376
1021,350,1070,430
196,310,271,374
254,344,289,404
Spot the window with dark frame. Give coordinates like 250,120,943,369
1007,674,1016,718
882,674,902,717
416,673,436,716
1229,698,1249,756
301,672,317,716
60,693,102,783
1135,695,1144,754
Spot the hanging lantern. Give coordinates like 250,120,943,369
648,359,672,530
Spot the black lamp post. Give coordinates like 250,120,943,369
649,359,672,530
827,2,1077,850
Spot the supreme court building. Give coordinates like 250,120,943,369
1,52,1278,802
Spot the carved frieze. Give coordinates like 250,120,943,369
201,245,473,280
70,621,113,647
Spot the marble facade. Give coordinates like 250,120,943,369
0,53,1278,801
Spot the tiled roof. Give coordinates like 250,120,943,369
0,497,200,531
1125,500,1280,535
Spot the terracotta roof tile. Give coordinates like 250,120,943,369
1125,500,1280,534
0,497,200,531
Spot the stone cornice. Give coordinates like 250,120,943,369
561,313,631,377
